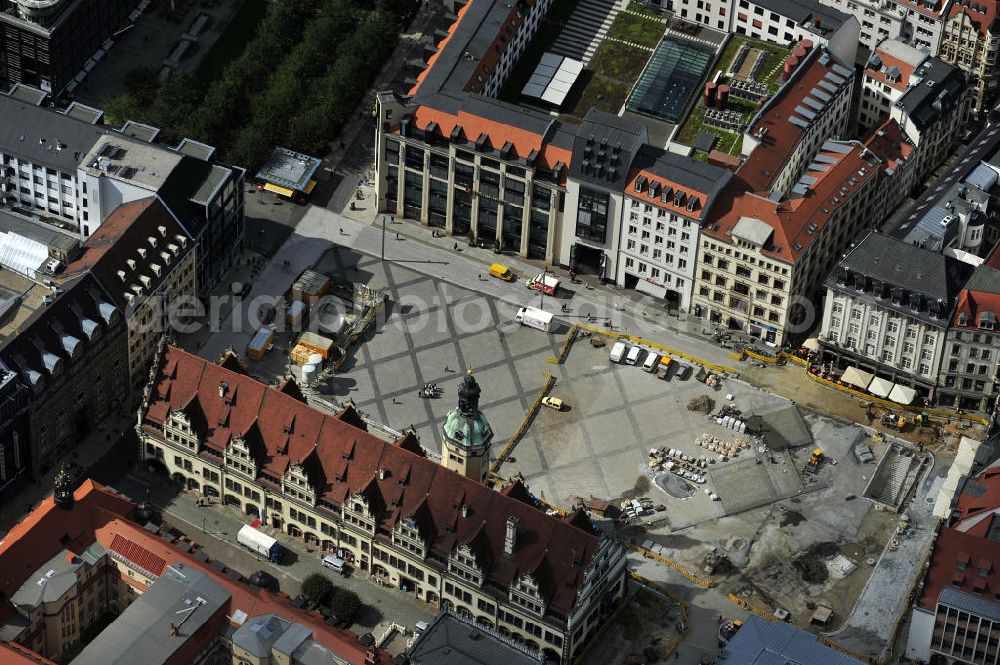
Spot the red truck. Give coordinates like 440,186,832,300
525,273,560,296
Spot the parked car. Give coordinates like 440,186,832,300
541,396,564,410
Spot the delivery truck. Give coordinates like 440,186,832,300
237,524,283,563
525,273,559,296
515,306,553,332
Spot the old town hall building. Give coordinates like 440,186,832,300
135,345,626,663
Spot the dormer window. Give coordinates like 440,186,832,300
958,312,970,326
980,311,996,330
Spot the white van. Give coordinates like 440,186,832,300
625,346,643,365
415,621,429,633
322,555,345,575
609,341,627,363
642,353,660,372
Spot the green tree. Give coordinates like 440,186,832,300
329,588,361,625
101,93,145,128
301,573,333,608
123,66,160,107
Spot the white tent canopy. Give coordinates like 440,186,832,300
840,366,874,390
868,376,893,398
888,384,916,405
802,338,821,352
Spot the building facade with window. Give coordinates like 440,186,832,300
819,231,973,400
374,0,567,264
730,0,859,61
63,197,195,391
0,272,127,476
907,460,1000,664
0,86,244,299
560,110,647,282
693,133,882,346
937,0,999,112
137,345,628,664
374,94,573,263
937,260,1000,411
0,479,390,665
618,149,731,310
0,0,137,96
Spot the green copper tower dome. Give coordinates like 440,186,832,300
443,369,494,449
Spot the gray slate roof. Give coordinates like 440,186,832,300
71,564,230,665
406,611,545,665
895,58,966,132
825,231,973,326
569,109,647,190
718,615,866,665
0,91,110,173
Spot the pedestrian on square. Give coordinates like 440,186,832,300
444,364,450,373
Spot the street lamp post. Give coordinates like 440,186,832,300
381,215,386,261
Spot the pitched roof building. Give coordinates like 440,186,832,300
137,345,627,663
820,231,974,400
0,479,389,665
938,262,1000,411
908,461,1000,663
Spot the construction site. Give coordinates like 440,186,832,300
496,329,946,645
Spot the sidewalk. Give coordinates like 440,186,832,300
124,468,434,638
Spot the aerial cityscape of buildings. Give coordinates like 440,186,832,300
6,0,1000,662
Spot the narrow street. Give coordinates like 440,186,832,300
113,468,435,638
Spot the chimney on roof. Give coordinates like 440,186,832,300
378,467,387,481
219,380,228,398
504,516,519,555
461,503,469,518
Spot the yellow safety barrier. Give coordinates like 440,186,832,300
488,372,555,474
728,352,743,361
782,353,810,367
745,349,779,363
805,367,989,426
726,593,778,622
818,637,882,665
628,570,690,659
627,542,715,588
576,323,736,375
548,324,579,364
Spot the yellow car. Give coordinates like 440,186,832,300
541,396,564,411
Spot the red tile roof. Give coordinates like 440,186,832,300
705,140,880,262
409,105,572,176
0,642,57,664
91,519,387,665
865,46,920,92
864,118,914,173
0,480,389,665
625,170,710,220
740,48,848,193
919,521,1000,609
143,346,602,617
408,1,472,96
919,465,1000,610
109,532,167,576
0,480,136,601
947,2,1000,39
